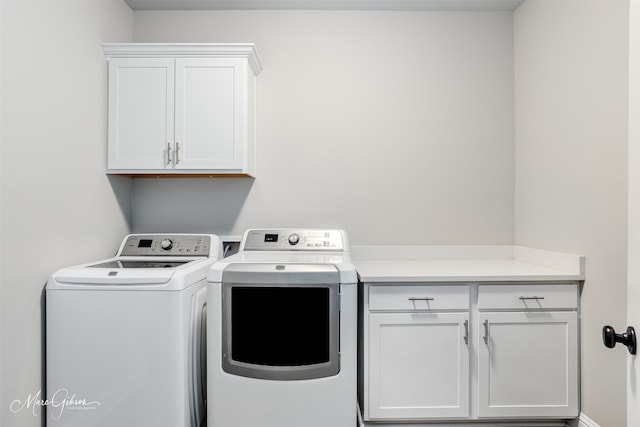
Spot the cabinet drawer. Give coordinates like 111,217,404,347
369,285,469,311
478,284,578,310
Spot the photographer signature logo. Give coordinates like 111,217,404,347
10,388,101,419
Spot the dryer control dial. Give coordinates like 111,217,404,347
160,239,174,250
288,234,300,245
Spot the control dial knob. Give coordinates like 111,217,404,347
288,233,300,246
160,239,174,250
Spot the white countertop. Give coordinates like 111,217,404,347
351,245,585,283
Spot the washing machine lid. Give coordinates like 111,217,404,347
54,268,174,285
51,256,212,287
87,260,190,269
49,234,223,289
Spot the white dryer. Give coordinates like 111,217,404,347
46,234,222,427
207,229,357,427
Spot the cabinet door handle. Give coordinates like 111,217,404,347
519,296,545,300
166,142,172,165
408,297,434,302
175,142,181,164
463,320,469,345
483,319,489,345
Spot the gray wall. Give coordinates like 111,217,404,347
514,1,629,426
131,10,516,245
0,1,133,425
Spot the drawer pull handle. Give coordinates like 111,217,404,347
519,296,545,300
408,297,435,302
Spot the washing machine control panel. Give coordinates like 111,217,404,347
243,229,346,251
119,235,212,257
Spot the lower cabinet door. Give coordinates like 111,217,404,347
368,312,470,420
477,311,579,418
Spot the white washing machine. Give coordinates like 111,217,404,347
207,229,357,427
46,234,222,427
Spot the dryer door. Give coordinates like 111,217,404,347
221,264,340,381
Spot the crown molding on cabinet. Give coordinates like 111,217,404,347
124,0,525,11
102,43,263,75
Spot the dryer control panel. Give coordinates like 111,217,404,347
242,229,346,251
119,234,212,257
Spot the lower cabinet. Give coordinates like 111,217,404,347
368,312,470,419
360,282,580,424
476,284,579,419
477,311,579,418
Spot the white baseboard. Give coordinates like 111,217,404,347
577,413,601,427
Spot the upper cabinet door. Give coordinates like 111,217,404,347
174,58,247,171
108,58,175,171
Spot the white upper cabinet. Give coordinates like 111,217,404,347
103,44,262,176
